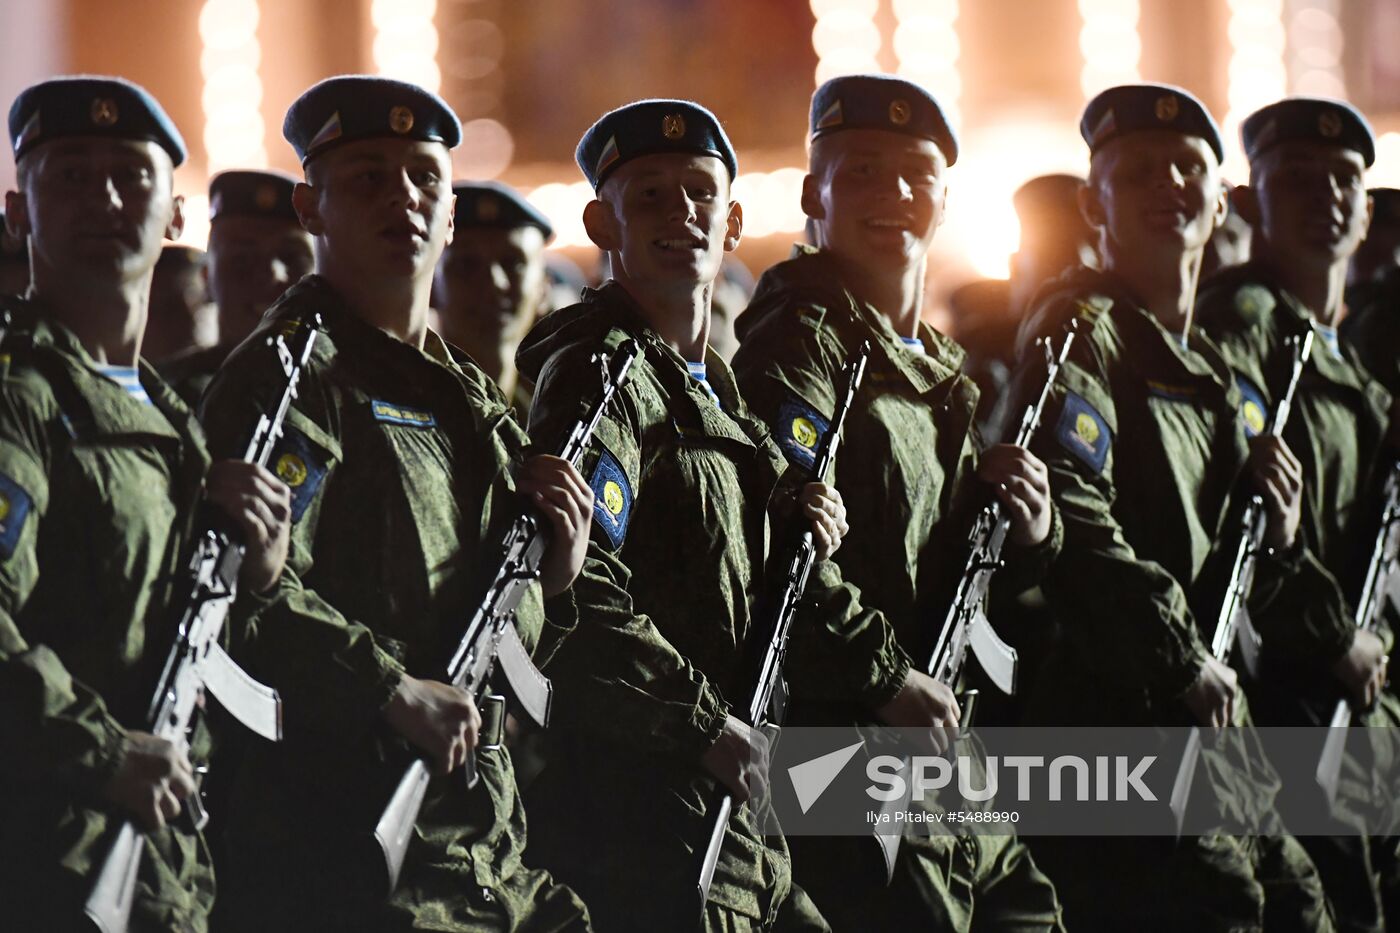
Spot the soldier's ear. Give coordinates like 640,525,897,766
1210,183,1230,231
724,200,743,252
293,182,324,236
936,182,949,229
4,191,29,237
1078,182,1106,230
800,173,825,221
582,199,619,252
444,192,456,248
1231,185,1261,228
164,194,186,242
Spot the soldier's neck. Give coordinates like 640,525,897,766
1104,245,1201,343
319,265,432,350
613,274,711,363
842,257,925,339
29,261,147,365
1257,246,1348,327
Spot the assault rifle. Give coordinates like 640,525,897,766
694,341,871,911
374,339,641,892
85,314,322,932
1167,330,1314,831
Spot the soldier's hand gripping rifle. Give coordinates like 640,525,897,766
868,324,1077,877
374,339,641,893
1168,330,1314,832
85,314,321,933
694,341,871,911
1316,459,1400,802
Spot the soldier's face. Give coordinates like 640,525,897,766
207,216,313,340
299,139,455,280
9,137,181,283
433,225,547,344
1252,141,1370,266
1088,131,1224,256
806,130,947,272
594,154,739,289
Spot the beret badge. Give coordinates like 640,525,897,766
90,97,119,128
662,113,686,140
889,99,912,126
1154,95,1179,122
389,105,415,134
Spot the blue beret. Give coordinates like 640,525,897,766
1241,97,1375,168
809,75,958,165
8,75,187,167
452,181,553,242
283,75,461,166
1081,84,1223,163
209,170,299,223
575,99,737,190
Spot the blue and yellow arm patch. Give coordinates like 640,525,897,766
775,397,831,472
0,471,33,560
1055,391,1111,475
1234,376,1268,438
589,449,633,550
371,399,437,428
270,427,331,521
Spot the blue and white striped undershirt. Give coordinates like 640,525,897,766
90,364,152,405
1314,322,1343,359
687,361,722,410
900,335,926,355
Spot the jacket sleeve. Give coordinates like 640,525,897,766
731,306,912,709
201,350,405,741
526,344,729,759
0,380,128,791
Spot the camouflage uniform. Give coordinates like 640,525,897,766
0,301,216,932
518,282,832,933
200,276,589,933
1019,267,1335,933
1198,261,1400,933
1342,268,1400,397
729,244,1066,931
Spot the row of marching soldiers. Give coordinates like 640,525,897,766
2,64,1399,933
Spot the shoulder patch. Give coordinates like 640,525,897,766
370,399,437,428
1233,285,1275,324
589,449,633,550
1234,375,1268,438
1055,391,1111,474
1146,380,1200,402
0,471,34,559
271,427,331,521
775,397,830,471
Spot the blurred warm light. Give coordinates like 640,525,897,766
893,0,961,129
455,118,514,181
1288,1,1346,99
812,0,882,85
1223,0,1288,179
1078,0,1141,98
526,182,595,250
1373,134,1400,189
199,0,266,173
372,0,442,93
180,194,212,252
731,168,809,240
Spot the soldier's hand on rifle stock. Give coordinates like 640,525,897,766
205,459,292,594
1247,435,1303,551
1331,629,1389,709
701,714,771,802
876,669,961,755
799,482,848,560
517,454,594,597
383,675,482,776
100,731,197,832
978,444,1052,547
1184,655,1239,729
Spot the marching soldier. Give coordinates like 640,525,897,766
161,170,313,407
432,180,553,418
200,76,594,932
1343,188,1400,396
517,98,848,932
144,243,216,363
0,75,292,932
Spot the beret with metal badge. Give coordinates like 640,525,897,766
9,75,187,166
283,75,462,165
209,169,300,223
809,74,959,165
1241,97,1375,168
1080,83,1224,163
452,181,554,242
575,99,737,190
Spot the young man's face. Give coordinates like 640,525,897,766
1250,140,1370,267
804,129,948,274
433,225,547,344
1086,130,1225,260
207,215,314,340
298,138,455,280
593,153,739,291
7,137,180,284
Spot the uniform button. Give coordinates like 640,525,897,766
480,887,495,903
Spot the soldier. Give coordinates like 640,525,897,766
0,209,28,295
1343,188,1400,396
1196,97,1398,933
1201,185,1253,280
730,74,1065,932
144,243,217,363
432,180,552,419
517,98,849,932
160,170,313,407
0,75,292,932
1017,83,1334,932
200,76,594,932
